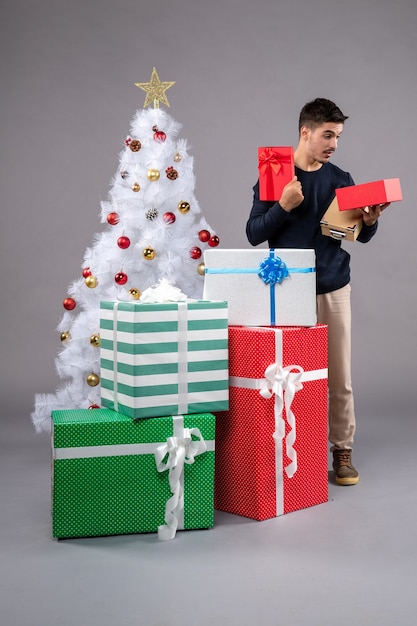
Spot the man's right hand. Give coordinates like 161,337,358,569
279,176,304,212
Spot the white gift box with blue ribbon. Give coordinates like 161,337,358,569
203,248,316,327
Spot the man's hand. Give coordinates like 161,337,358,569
280,176,304,212
360,202,390,226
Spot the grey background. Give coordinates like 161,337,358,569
1,2,417,625
1,0,416,422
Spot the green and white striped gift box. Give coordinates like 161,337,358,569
100,300,229,420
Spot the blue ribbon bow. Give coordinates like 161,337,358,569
258,254,289,285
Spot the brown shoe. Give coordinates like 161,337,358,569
332,449,360,485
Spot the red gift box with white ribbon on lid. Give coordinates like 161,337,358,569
214,324,329,521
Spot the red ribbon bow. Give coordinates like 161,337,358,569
258,148,293,200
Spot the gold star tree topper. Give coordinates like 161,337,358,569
135,67,176,109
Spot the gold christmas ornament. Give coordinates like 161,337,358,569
60,330,71,342
178,200,191,214
135,67,176,109
174,152,182,162
86,373,100,387
129,288,141,300
197,262,206,276
85,275,98,288
143,246,156,260
147,168,160,182
89,333,100,347
132,182,141,192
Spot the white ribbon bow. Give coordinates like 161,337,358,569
155,426,207,541
259,363,304,478
139,277,189,303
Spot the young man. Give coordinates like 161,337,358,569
246,98,388,485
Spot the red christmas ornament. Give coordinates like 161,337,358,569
88,404,100,409
198,229,211,243
117,236,131,249
153,130,167,142
208,235,220,247
63,297,76,311
190,246,202,260
82,267,92,278
163,212,176,224
115,271,128,285
107,212,119,225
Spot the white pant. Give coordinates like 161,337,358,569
317,284,355,450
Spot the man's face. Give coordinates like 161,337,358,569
302,122,344,164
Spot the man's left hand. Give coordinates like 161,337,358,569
360,202,390,226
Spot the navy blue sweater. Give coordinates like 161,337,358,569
246,162,378,294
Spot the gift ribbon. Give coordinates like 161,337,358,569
112,302,120,412
259,363,304,479
111,302,190,414
258,148,293,200
258,252,289,285
229,329,327,516
205,249,315,325
155,415,207,541
177,303,188,414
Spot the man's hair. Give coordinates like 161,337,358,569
298,98,348,132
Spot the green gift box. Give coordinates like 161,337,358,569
100,300,229,419
51,409,216,540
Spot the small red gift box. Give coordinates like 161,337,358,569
258,146,295,201
214,325,328,521
336,178,402,211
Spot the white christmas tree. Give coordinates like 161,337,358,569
32,68,220,433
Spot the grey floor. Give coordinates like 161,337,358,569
1,408,416,626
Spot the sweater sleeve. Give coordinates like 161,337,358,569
357,220,378,243
246,181,289,246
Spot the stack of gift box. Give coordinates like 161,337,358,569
51,246,330,541
51,294,229,541
203,248,329,521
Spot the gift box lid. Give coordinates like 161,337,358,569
100,299,228,313
336,178,402,211
52,409,216,450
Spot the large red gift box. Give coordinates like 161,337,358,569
258,147,295,201
336,178,402,211
214,325,328,521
